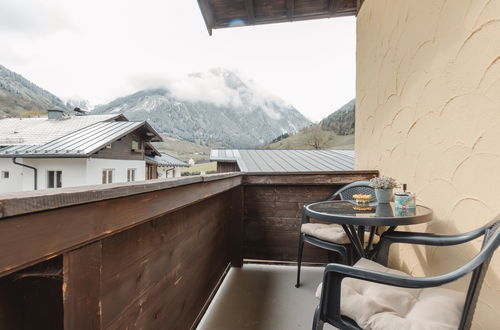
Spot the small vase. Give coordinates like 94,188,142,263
375,188,393,203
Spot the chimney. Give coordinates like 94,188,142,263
47,109,65,119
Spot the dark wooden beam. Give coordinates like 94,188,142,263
213,9,357,29
63,242,102,330
287,0,295,21
197,0,214,35
245,0,255,25
243,171,378,185
0,173,241,219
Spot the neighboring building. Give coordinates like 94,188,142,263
210,149,355,173
0,110,162,193
144,143,189,179
146,153,189,179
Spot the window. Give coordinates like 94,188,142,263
1,171,9,179
131,140,143,152
47,170,62,188
127,168,136,182
102,169,114,184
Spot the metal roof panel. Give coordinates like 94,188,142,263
209,149,355,173
0,114,122,146
0,121,149,158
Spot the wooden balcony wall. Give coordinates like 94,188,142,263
242,171,377,263
0,170,377,330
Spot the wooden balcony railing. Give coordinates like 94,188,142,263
0,170,377,330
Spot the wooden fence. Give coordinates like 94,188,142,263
0,171,377,329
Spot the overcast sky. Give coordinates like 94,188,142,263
0,0,356,122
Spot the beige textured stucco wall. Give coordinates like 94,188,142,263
356,0,500,328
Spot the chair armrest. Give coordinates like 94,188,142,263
323,263,465,288
376,228,486,265
380,231,483,246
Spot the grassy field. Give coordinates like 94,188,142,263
181,161,217,174
152,135,218,162
266,125,354,150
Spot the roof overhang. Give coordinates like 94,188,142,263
145,142,162,157
142,121,163,143
197,0,361,35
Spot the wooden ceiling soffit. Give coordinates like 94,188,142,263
197,0,359,35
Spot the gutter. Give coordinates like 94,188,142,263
12,157,38,190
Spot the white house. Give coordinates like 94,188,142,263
0,110,164,193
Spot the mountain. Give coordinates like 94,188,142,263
94,69,311,148
266,99,355,150
0,64,68,117
320,99,355,135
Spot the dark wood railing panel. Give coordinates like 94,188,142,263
242,172,377,262
243,185,333,262
0,175,241,278
99,192,232,329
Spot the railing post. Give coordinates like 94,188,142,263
63,241,102,330
230,186,244,267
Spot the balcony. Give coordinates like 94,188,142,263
197,263,336,329
0,171,376,329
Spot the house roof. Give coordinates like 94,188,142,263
145,153,189,167
0,114,124,146
197,0,359,35
0,121,162,158
210,149,355,172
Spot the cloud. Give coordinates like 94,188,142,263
167,70,244,108
0,0,73,37
127,68,289,120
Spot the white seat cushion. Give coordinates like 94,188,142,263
301,223,379,245
315,258,465,330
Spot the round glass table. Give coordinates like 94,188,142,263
304,200,433,259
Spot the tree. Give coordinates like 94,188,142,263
306,125,330,149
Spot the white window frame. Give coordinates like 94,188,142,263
47,170,62,189
1,171,9,179
127,168,136,182
102,169,114,184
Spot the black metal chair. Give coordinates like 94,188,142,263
296,180,376,288
312,218,500,330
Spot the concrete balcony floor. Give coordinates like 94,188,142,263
197,263,336,330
